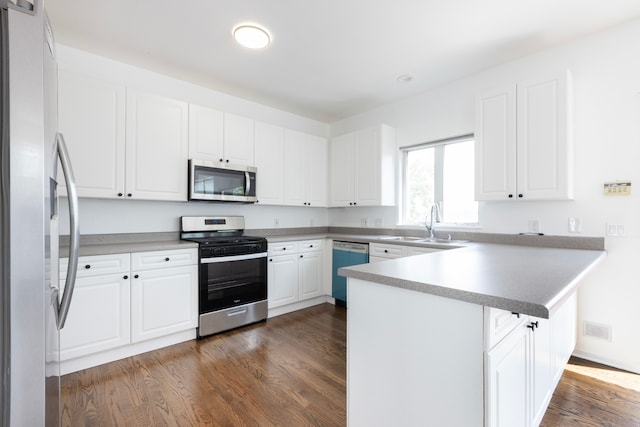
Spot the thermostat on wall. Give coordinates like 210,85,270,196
603,181,631,195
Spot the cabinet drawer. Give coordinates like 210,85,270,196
60,253,130,278
131,248,197,271
485,307,527,350
298,239,323,253
268,241,298,255
406,246,441,256
370,243,406,258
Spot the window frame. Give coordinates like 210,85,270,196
399,134,478,227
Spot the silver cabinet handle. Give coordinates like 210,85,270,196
56,132,80,330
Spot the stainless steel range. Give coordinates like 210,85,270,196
180,216,268,338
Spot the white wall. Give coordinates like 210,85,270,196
61,199,328,234
330,19,640,373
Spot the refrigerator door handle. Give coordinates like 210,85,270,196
55,132,80,330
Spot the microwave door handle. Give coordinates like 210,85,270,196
56,132,80,330
245,171,251,194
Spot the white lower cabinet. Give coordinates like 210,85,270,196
60,272,131,361
485,293,576,427
59,253,131,361
486,319,529,427
267,253,298,308
59,248,198,372
268,240,323,309
130,264,198,343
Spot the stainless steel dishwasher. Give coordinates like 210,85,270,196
332,241,369,305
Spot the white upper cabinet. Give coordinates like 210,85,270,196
475,70,573,201
126,89,189,201
330,124,396,207
188,104,224,162
187,107,255,166
254,121,285,205
305,134,328,207
58,72,189,201
58,69,126,198
284,129,328,207
223,113,255,166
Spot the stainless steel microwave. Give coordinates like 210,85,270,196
189,160,257,203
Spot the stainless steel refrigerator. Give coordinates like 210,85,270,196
0,0,80,425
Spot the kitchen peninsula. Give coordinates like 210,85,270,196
339,243,605,427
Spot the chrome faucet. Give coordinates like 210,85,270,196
425,204,441,239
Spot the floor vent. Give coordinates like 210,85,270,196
583,321,612,342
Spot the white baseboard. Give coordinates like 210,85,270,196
571,350,640,375
267,296,331,318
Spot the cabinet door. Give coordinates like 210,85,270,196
60,274,130,360
130,265,198,343
299,252,322,300
305,135,328,207
517,72,572,200
126,89,188,201
329,133,355,206
475,85,517,201
254,122,285,205
188,104,224,162
223,113,254,165
354,127,381,205
486,322,529,427
283,129,307,206
551,292,577,385
267,254,298,308
531,317,553,427
58,70,126,199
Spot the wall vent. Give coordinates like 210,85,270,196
583,321,612,342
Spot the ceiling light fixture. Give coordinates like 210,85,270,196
396,74,414,84
233,24,271,49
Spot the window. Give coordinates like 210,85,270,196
401,135,478,226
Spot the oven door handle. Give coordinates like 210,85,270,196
201,252,267,263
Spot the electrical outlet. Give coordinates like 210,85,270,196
528,219,540,233
606,222,624,236
361,217,369,227
568,218,581,233
274,218,279,227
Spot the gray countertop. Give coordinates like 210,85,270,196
60,232,198,257
64,229,606,318
339,243,606,318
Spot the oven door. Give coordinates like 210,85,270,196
200,252,267,313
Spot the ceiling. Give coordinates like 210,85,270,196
46,0,640,123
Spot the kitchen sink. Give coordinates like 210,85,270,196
417,238,468,244
377,236,468,245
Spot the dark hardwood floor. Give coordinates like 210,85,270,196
62,303,640,426
61,304,346,426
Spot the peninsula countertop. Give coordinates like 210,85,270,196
339,243,606,318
